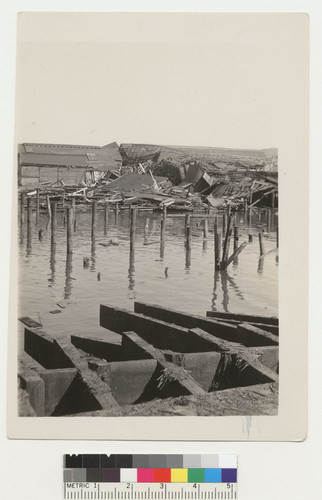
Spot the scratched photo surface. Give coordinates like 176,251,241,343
8,13,308,440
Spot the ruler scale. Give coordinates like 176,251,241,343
63,455,237,500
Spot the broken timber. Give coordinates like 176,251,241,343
23,327,118,415
122,331,205,397
19,301,279,417
131,302,278,347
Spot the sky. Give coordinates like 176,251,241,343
15,13,308,149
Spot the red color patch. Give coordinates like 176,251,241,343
153,468,171,483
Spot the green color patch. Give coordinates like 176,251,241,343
188,468,205,483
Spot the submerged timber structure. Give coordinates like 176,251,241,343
19,302,278,417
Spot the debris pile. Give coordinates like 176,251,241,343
19,142,278,213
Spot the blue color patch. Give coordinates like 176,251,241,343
205,469,222,483
221,468,237,483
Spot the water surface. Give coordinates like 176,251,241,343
18,208,278,345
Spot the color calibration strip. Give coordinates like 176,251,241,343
63,454,237,484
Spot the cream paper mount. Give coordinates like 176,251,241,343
8,12,308,440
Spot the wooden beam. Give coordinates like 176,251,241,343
206,310,278,326
122,331,206,396
134,302,278,347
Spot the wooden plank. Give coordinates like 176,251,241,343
134,302,278,347
204,316,278,335
19,316,42,329
206,310,278,326
71,335,139,362
237,323,279,346
100,305,216,353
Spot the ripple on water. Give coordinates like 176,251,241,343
18,210,278,341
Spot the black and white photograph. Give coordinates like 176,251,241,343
8,12,308,440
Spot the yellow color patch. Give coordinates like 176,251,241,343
171,468,188,483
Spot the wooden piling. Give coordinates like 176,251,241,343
71,197,76,216
203,218,208,239
50,202,57,246
214,233,221,271
233,226,239,253
91,201,97,239
115,202,119,224
248,207,252,228
186,225,191,250
225,242,248,268
163,205,167,222
214,217,218,235
144,217,149,242
161,207,166,241
160,219,165,242
222,229,232,267
222,215,232,265
67,207,73,254
185,213,191,234
104,203,109,234
47,195,51,218
222,213,226,236
130,208,136,251
20,193,26,224
27,197,32,225
249,234,253,243
267,209,272,233
258,232,265,256
36,189,40,224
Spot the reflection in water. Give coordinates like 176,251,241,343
257,245,278,275
90,233,96,271
64,251,73,300
212,269,245,312
185,247,191,271
19,217,25,246
221,270,229,312
49,243,56,287
211,271,220,311
26,220,32,256
160,241,165,260
258,255,264,274
19,208,278,340
225,272,245,301
128,248,135,291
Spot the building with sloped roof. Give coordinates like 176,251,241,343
18,142,122,186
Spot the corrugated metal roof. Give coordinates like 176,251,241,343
20,153,88,167
22,143,100,154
